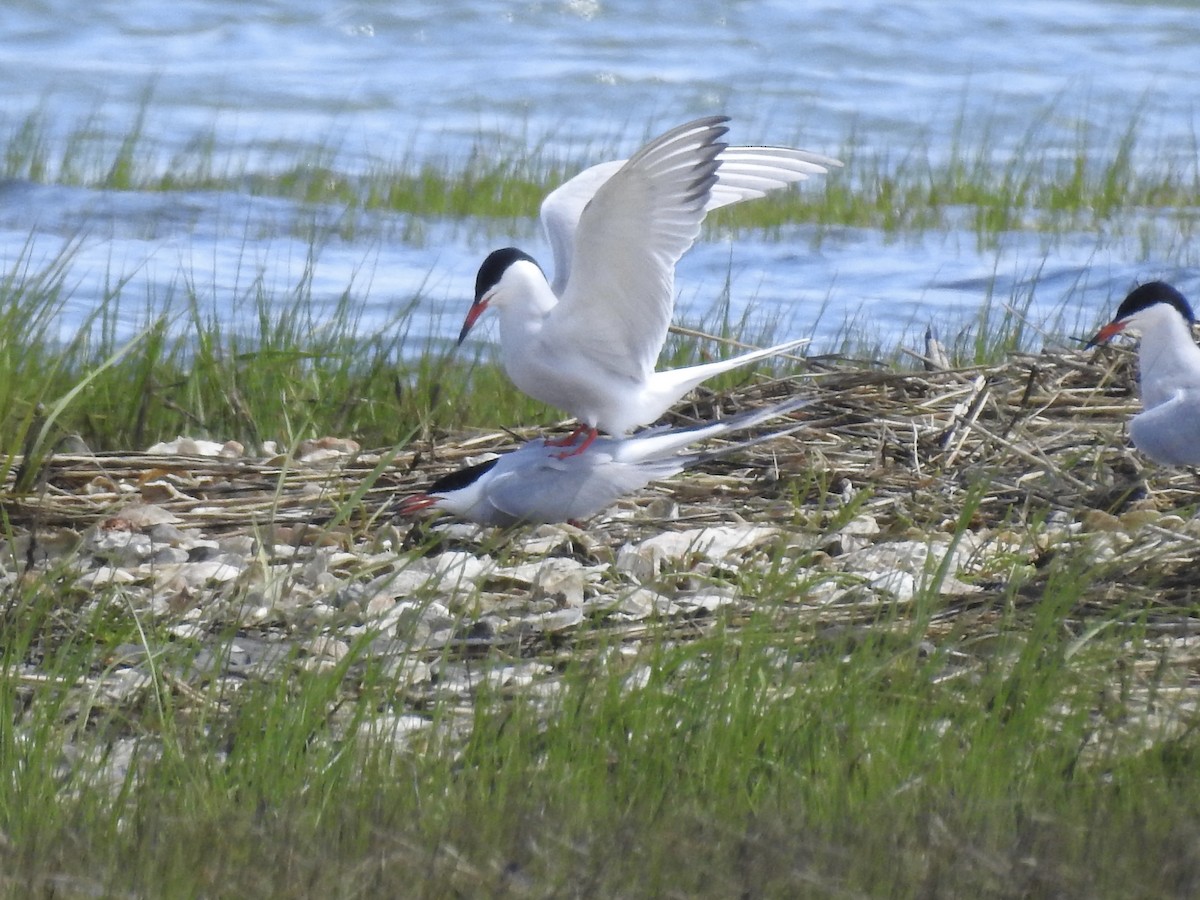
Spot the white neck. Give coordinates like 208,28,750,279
1133,304,1200,408
493,260,558,352
434,480,487,516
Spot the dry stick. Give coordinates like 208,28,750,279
161,668,225,713
0,352,1149,535
943,375,989,467
960,417,1094,493
1144,523,1200,548
910,419,923,478
912,379,990,412
6,669,82,687
898,345,965,373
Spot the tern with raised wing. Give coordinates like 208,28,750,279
397,397,807,527
456,116,837,455
1087,281,1200,465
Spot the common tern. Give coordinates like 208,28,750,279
397,396,807,527
456,116,837,454
1087,281,1200,465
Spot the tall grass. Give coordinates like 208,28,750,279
0,237,569,459
3,102,1197,243
1,534,1196,896
0,232,821,459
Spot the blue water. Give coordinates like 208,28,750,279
1,0,1199,353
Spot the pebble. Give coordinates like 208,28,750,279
76,566,140,588
530,558,588,607
367,714,432,745
837,538,980,597
616,524,780,581
47,495,1005,695
301,636,350,662
145,436,238,457
526,607,585,633
613,587,680,620
825,513,881,555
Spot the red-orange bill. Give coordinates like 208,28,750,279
396,494,439,516
457,298,489,344
1086,320,1126,349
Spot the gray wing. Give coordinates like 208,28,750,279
485,451,684,524
1129,389,1200,465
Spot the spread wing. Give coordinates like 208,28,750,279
704,146,840,210
538,116,728,382
540,142,840,296
541,159,624,296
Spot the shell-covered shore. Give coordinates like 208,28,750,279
3,343,1198,770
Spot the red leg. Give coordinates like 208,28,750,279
545,423,588,448
552,427,598,459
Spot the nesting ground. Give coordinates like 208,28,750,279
2,343,1198,763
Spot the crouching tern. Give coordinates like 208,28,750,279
397,396,807,527
456,116,838,455
1087,281,1200,465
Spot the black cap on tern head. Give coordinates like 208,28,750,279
427,457,500,495
1086,280,1196,348
1114,281,1195,326
474,247,539,302
458,248,542,345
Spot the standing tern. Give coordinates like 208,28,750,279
1087,281,1200,465
397,396,807,527
456,116,838,455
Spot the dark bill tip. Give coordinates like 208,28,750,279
457,299,488,345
